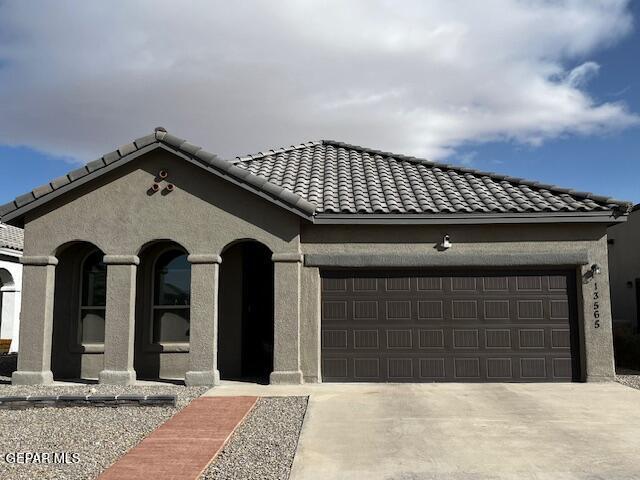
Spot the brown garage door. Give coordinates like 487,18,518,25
321,270,580,382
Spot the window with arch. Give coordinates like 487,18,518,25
79,250,106,344
152,249,190,343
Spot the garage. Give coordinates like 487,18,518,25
321,270,580,382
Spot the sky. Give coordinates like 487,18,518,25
0,0,638,204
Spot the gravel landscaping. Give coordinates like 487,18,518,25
617,374,640,391
0,383,206,480
202,396,308,480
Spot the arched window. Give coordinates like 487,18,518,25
79,250,106,344
152,249,190,343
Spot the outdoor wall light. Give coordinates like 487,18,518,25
442,234,452,250
591,264,601,275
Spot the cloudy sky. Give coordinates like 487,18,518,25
1,0,639,202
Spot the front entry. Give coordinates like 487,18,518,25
321,269,580,382
219,241,274,382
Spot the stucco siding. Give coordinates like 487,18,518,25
608,209,640,327
22,149,300,257
19,149,301,381
300,265,321,383
300,223,615,381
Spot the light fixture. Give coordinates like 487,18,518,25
591,264,601,275
442,234,452,250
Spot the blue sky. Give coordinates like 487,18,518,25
0,1,638,205
450,0,640,203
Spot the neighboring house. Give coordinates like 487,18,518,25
0,128,631,386
0,222,23,352
608,204,640,331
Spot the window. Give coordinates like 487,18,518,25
79,250,106,344
152,249,190,343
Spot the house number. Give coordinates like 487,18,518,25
593,282,600,328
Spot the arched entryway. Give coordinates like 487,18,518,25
219,240,274,383
134,240,191,380
51,241,106,380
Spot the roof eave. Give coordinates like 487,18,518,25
312,211,626,225
0,247,23,257
1,143,161,225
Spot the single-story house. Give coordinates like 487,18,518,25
0,222,23,353
0,128,631,385
608,204,640,331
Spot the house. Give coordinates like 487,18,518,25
0,223,23,353
0,128,631,385
608,204,640,331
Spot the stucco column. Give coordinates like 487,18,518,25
580,257,616,382
185,254,222,386
99,255,139,385
12,256,57,385
270,253,304,384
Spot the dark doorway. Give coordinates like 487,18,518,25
219,241,274,382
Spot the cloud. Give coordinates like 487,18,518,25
0,0,637,162
565,62,601,88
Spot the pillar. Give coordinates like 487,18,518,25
270,252,304,384
185,254,222,386
12,256,57,385
99,255,139,385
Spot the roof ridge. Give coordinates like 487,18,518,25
317,140,632,210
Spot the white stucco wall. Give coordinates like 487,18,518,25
0,249,23,352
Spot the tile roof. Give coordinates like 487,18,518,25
0,223,24,251
234,140,632,215
0,130,631,224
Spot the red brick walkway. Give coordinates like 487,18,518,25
99,396,258,480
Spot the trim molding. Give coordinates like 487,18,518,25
103,255,140,266
313,211,626,225
187,254,222,264
272,252,304,263
20,256,58,266
304,251,590,268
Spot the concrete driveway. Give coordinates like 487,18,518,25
289,382,640,480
